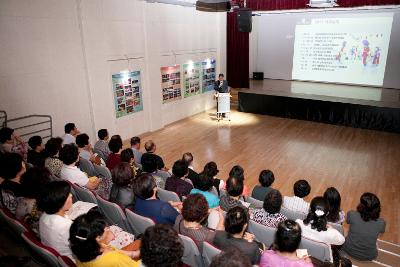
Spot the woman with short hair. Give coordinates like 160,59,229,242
251,170,275,201
109,162,135,209
250,189,287,228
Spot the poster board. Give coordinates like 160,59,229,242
183,62,202,98
202,59,216,93
112,71,143,118
161,65,182,103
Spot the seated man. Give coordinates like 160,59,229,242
62,123,80,145
27,135,46,167
130,136,142,165
141,140,167,171
165,160,193,199
141,155,169,189
93,129,111,162
283,179,311,214
182,152,199,185
76,133,105,166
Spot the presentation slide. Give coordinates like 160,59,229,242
292,15,393,86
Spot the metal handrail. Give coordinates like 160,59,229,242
5,114,53,141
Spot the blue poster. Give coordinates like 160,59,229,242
112,71,143,118
202,59,216,93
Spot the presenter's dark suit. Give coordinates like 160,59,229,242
214,80,229,93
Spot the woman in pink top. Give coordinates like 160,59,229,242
260,220,313,267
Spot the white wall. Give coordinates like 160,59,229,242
0,0,226,141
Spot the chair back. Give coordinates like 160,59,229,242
21,231,62,267
96,195,128,231
78,157,96,177
93,164,112,180
299,236,332,262
157,188,180,202
245,196,263,208
125,208,155,236
202,241,221,267
248,220,276,247
72,184,97,204
179,234,203,267
280,206,307,220
328,222,344,235
0,207,29,236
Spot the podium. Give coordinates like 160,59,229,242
215,93,231,121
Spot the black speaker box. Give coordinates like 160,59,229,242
237,8,252,32
253,72,264,80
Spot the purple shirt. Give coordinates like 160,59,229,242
259,250,313,267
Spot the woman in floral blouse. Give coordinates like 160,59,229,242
250,189,287,228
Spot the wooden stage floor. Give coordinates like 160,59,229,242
133,109,400,244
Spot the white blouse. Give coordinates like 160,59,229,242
296,219,345,245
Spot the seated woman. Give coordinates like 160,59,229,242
251,170,275,202
165,159,193,200
296,197,345,246
44,137,64,177
109,162,135,209
141,224,184,267
106,135,123,171
226,165,249,196
220,176,247,212
174,193,224,251
323,187,345,224
259,220,313,267
203,161,224,196
342,192,385,261
250,189,287,228
132,174,180,225
15,167,52,236
213,206,262,265
210,247,252,267
0,153,26,214
190,172,220,208
69,210,140,267
0,127,28,157
120,148,142,176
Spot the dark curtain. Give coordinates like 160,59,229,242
227,11,250,89
227,0,400,88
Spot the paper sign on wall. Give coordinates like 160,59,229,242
202,59,216,93
161,65,182,103
112,71,143,118
183,62,202,98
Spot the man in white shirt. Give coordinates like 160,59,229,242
130,136,142,165
283,179,311,214
62,123,80,145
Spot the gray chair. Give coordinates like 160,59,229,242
72,183,97,204
0,207,29,236
57,255,76,267
179,234,204,267
280,206,307,220
245,196,263,208
125,208,155,236
96,195,129,231
202,241,221,267
328,222,344,235
157,188,180,202
93,164,112,180
78,157,96,177
299,236,332,262
248,220,276,247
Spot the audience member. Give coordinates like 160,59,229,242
106,135,123,170
27,135,46,167
259,220,313,267
141,154,167,188
296,196,345,246
323,187,345,224
283,179,311,214
251,170,275,202
250,189,287,228
109,162,135,209
16,167,52,236
213,206,262,265
203,161,224,196
59,144,101,191
165,160,193,199
141,224,184,267
130,136,142,165
190,172,220,208
228,165,249,196
220,176,247,212
120,148,141,177
38,181,75,260
76,133,104,166
342,192,385,261
132,174,180,225
62,123,80,145
0,127,28,157
44,137,64,177
182,152,199,184
69,210,140,267
174,194,223,250
210,247,252,267
93,129,111,162
141,140,167,171
0,153,26,213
